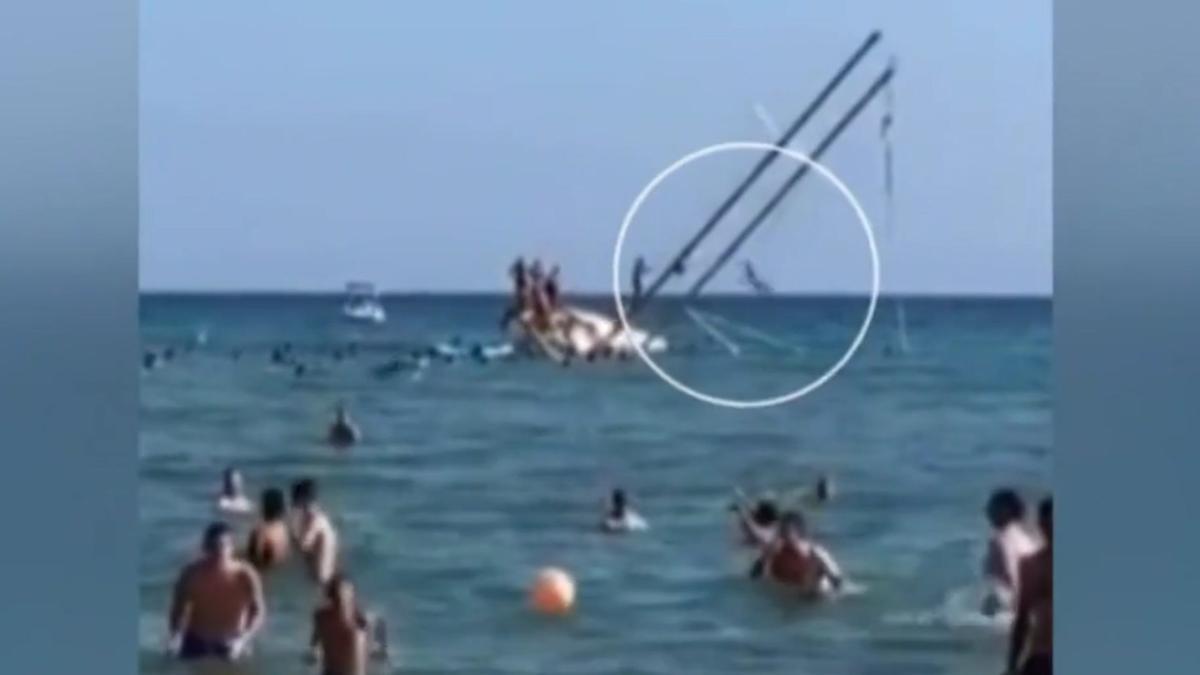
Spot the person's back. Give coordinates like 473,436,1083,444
328,405,360,447
246,488,290,571
310,576,387,675
983,489,1038,615
755,511,843,598
1009,497,1052,675
314,605,368,675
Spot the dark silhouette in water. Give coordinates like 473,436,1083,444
327,404,361,447
293,363,307,377
143,351,158,370
371,360,404,379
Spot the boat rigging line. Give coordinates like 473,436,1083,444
629,30,883,315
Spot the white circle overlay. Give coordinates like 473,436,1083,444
611,141,881,409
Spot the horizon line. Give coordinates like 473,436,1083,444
139,288,1053,300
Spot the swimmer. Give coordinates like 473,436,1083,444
730,493,781,547
306,574,390,675
982,489,1040,616
294,363,308,377
143,351,158,370
371,359,404,379
600,488,648,533
167,522,265,662
750,510,845,598
1008,497,1052,675
328,404,361,447
290,478,339,584
217,468,254,516
814,475,835,503
245,488,290,571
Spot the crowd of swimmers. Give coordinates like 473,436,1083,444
599,479,1052,675
171,410,1051,674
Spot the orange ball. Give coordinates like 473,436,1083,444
530,567,576,615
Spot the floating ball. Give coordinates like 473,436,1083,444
530,567,576,615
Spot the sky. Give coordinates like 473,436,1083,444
140,1,1051,295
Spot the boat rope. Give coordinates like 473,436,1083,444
881,64,911,354
684,306,742,357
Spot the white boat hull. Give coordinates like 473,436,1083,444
508,305,667,359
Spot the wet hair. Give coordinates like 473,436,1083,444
203,521,232,553
261,488,286,521
324,573,352,603
751,500,780,526
611,489,627,515
1038,497,1053,538
986,488,1026,528
291,478,317,505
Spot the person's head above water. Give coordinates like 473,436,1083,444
221,468,244,498
202,521,234,561
291,478,318,509
1038,496,1053,543
610,489,627,516
986,488,1026,529
324,573,355,608
261,488,286,522
752,499,780,527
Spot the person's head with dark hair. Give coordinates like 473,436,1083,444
1038,496,1053,542
752,499,780,527
292,478,317,510
202,521,234,560
986,488,1026,529
221,468,244,499
610,489,627,517
324,573,355,609
261,488,286,522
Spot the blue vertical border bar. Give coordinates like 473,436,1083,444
0,0,136,672
1058,0,1200,672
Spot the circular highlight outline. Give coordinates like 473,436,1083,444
611,141,881,409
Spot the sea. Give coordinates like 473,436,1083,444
139,293,1051,675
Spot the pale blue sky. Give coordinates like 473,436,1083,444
140,1,1050,295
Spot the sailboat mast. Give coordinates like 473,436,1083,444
629,31,883,315
687,65,895,297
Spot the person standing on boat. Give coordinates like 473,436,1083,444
545,264,561,308
631,256,651,303
501,257,528,329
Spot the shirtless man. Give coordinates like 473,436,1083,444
750,511,845,598
217,467,254,515
600,488,649,533
1008,497,1052,675
500,257,528,329
168,522,265,662
307,575,389,675
982,489,1040,616
245,488,290,571
291,478,339,584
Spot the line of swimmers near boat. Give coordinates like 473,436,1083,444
171,408,1051,675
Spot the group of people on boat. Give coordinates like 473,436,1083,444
502,256,628,362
